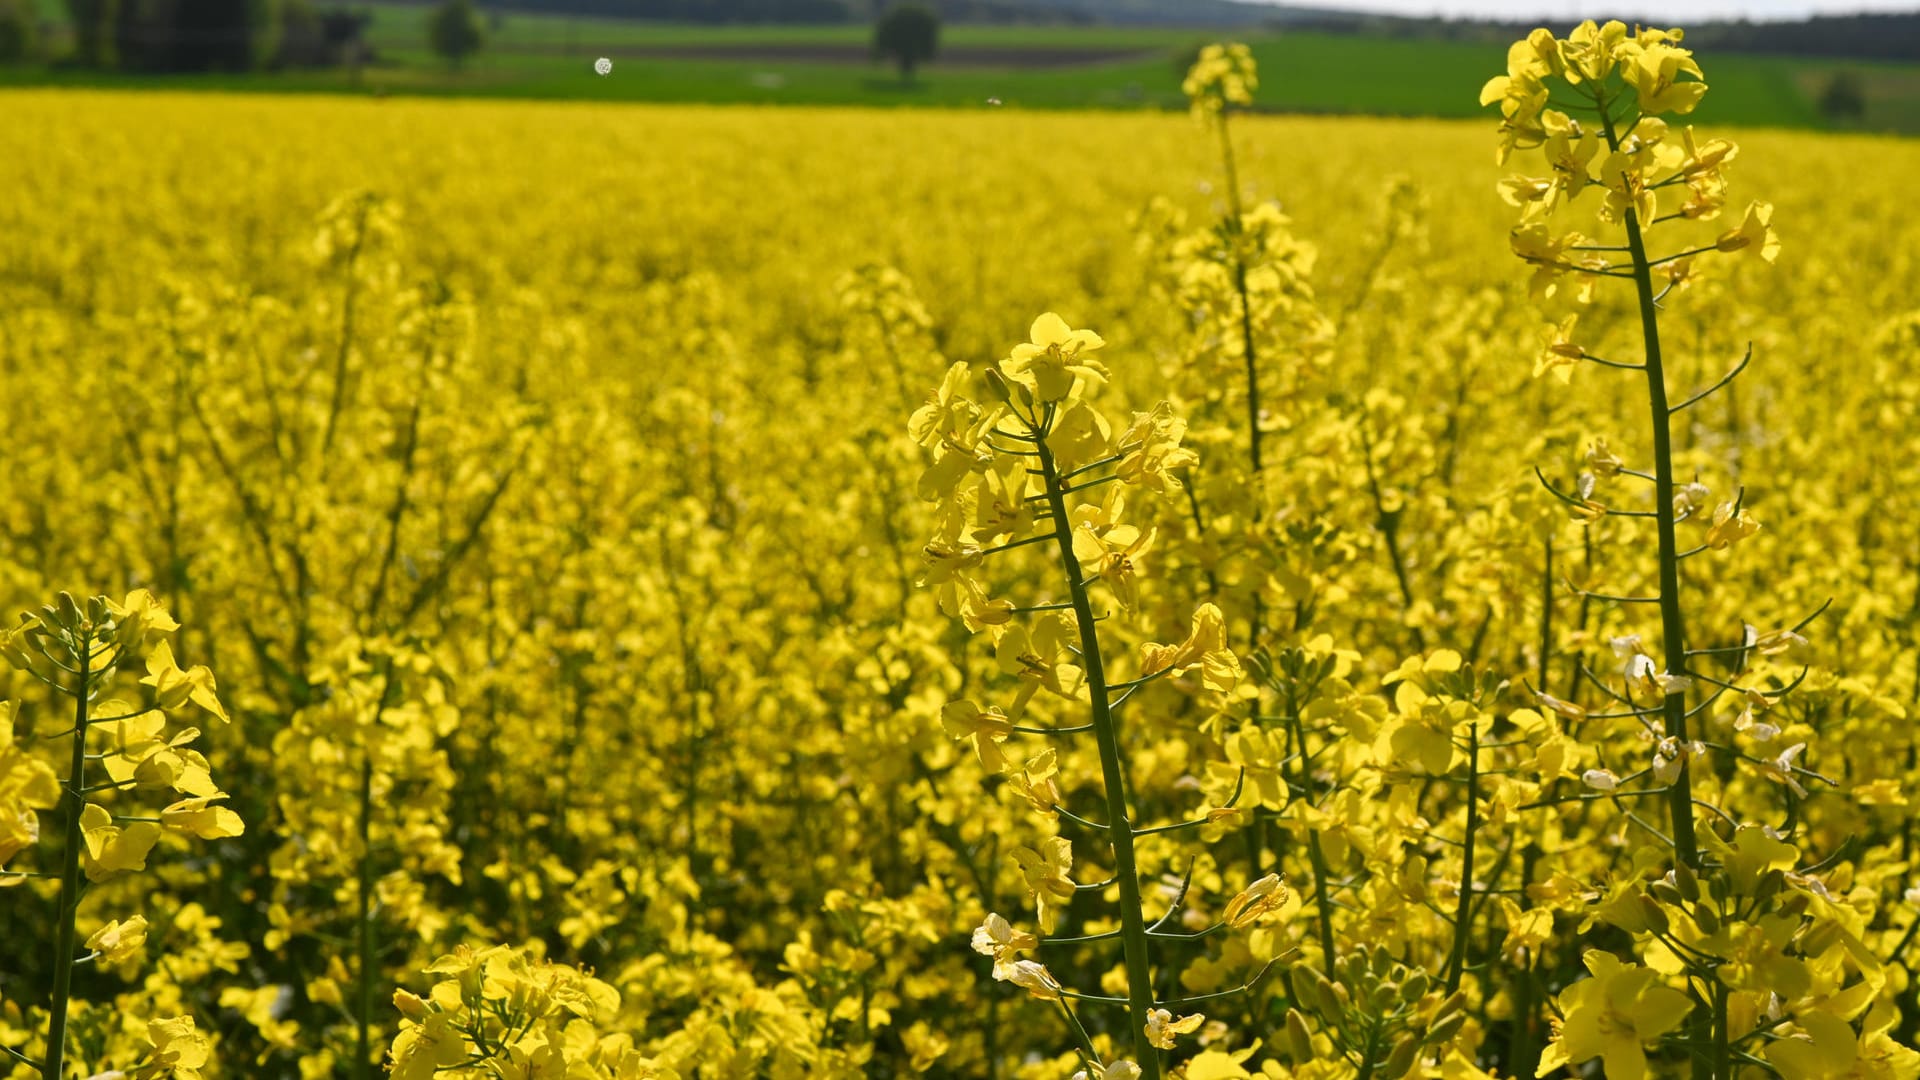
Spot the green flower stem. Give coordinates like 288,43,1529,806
1598,96,1701,872
1034,430,1161,1080
43,639,93,1080
1444,722,1480,993
1599,87,1716,1080
356,745,376,1080
1216,110,1267,648
1282,695,1338,969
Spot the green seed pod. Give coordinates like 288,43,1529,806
1341,951,1368,984
1372,947,1395,976
1637,894,1672,935
1434,990,1467,1021
1400,971,1431,1004
1800,919,1842,957
1673,863,1701,902
1291,965,1320,1013
1756,869,1785,903
1428,1010,1468,1044
1651,880,1686,906
1371,982,1399,1012
1382,1035,1421,1080
981,368,1015,405
1693,904,1721,934
1707,872,1729,904
1287,1009,1315,1064
1314,970,1343,1017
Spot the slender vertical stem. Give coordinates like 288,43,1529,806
43,639,93,1080
1598,89,1715,1080
1034,431,1160,1080
1538,537,1554,689
1217,113,1266,649
356,746,375,1080
1444,723,1480,993
1283,696,1337,969
1711,982,1731,1080
321,202,369,462
1599,99,1701,870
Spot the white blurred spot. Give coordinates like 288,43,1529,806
594,57,612,76
987,97,1002,106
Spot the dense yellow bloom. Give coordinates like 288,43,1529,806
1182,43,1257,118
1003,312,1109,403
1535,951,1693,1080
86,914,150,965
0,702,59,869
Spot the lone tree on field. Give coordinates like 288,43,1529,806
1818,70,1866,122
429,0,484,69
873,2,938,82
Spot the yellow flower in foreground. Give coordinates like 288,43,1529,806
997,959,1063,1001
1618,38,1708,115
1535,950,1692,1080
1705,502,1760,550
1223,873,1289,928
1011,837,1076,932
81,802,162,881
939,700,1014,773
140,640,231,724
1003,312,1108,403
1139,603,1241,692
1074,1060,1144,1080
1145,1008,1206,1049
1717,201,1781,263
86,914,150,964
1766,1009,1920,1080
160,796,246,840
1534,315,1584,381
969,912,1038,978
1,701,61,867
1072,523,1155,612
143,1016,212,1080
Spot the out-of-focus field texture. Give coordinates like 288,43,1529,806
1,90,1918,1078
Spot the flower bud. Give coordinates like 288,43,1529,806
1286,1009,1315,1064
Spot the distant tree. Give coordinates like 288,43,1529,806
872,2,936,81
428,0,484,69
65,0,117,66
1818,70,1866,123
0,0,36,63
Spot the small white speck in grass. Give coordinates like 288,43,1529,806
594,57,612,76
987,97,1001,106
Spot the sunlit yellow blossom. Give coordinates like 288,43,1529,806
1717,201,1781,262
1222,873,1289,928
1002,313,1109,403
1535,950,1692,1080
1145,1008,1205,1049
85,914,150,964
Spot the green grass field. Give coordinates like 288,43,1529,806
6,1,1917,133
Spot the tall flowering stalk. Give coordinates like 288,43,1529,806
1484,18,1775,873
910,316,1283,1079
0,591,239,1079
1481,23,1909,1080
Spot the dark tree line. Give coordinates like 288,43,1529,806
482,0,850,21
1286,10,1920,64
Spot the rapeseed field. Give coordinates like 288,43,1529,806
2,26,1919,1080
